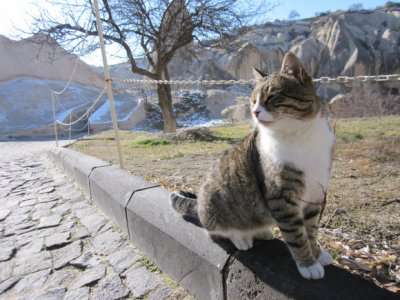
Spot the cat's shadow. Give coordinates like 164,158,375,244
183,216,396,300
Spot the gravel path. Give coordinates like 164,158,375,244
0,142,190,299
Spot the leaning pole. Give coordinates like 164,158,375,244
92,0,124,169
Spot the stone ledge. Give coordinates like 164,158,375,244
48,148,400,300
47,148,110,197
89,165,158,234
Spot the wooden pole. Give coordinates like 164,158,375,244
51,92,59,147
69,113,72,140
93,0,124,169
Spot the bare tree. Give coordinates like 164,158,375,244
32,0,274,132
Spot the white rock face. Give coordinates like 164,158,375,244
0,34,147,137
0,35,104,88
0,78,143,137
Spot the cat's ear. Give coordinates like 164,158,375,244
253,67,268,81
280,52,312,85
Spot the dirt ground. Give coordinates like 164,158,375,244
70,116,400,293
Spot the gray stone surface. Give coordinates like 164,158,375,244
226,240,400,300
127,186,230,300
91,274,130,300
17,238,43,256
0,209,11,221
52,240,82,269
14,269,51,294
52,148,110,197
80,213,106,234
107,248,141,274
0,261,13,283
69,265,106,289
44,232,70,248
124,266,163,298
0,246,15,262
44,269,77,290
13,251,52,276
89,165,158,233
71,226,90,240
70,251,102,269
32,288,66,300
37,214,62,229
0,277,20,294
91,230,123,256
64,287,90,300
20,199,36,207
148,286,174,300
0,144,189,300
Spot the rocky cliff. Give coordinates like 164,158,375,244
113,5,400,119
2,5,400,137
0,35,104,88
0,35,145,138
163,6,400,82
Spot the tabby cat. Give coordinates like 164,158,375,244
170,52,335,280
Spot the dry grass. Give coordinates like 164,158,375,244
70,116,400,291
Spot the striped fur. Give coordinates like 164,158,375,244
170,52,335,280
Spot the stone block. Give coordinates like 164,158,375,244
225,239,400,300
89,165,158,234
126,186,231,300
59,148,110,197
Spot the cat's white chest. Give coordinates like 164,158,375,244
258,116,335,204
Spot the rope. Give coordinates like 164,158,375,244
52,56,80,95
56,86,106,126
113,73,400,86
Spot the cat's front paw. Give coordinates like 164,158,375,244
318,249,333,266
296,261,324,280
230,236,254,251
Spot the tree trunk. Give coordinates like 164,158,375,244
156,69,177,132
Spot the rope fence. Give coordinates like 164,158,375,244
50,71,400,165
46,0,400,170
113,73,400,86
55,86,106,126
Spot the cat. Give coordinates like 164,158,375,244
170,52,335,280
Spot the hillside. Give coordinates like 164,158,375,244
2,4,400,136
111,5,400,120
0,35,145,138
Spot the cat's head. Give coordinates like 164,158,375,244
250,52,321,129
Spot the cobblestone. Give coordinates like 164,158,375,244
124,266,163,298
44,232,71,248
0,142,190,299
52,240,82,269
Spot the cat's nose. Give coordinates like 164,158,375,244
253,110,261,118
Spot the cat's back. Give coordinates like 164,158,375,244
197,129,266,229
205,129,260,188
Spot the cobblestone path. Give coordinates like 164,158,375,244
0,142,190,300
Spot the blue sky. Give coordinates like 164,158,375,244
270,0,388,20
0,0,390,65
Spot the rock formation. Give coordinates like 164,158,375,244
2,4,400,136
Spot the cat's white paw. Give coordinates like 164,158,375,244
230,236,254,251
296,261,324,280
318,249,333,266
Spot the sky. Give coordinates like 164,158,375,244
0,0,390,66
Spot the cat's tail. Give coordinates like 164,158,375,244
170,191,199,221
